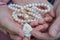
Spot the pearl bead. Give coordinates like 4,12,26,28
24,14,29,19
38,9,42,11
33,14,36,16
33,19,37,21
25,5,29,7
28,4,32,6
31,20,34,22
41,10,45,12
27,20,31,22
44,4,47,6
32,3,35,6
38,3,41,6
45,10,48,13
41,3,44,5
34,3,38,6
48,7,50,12
18,20,21,22
8,3,51,24
21,20,24,22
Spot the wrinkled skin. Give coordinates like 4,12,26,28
12,0,55,40
0,0,10,4
31,0,60,40
0,0,56,40
0,5,24,40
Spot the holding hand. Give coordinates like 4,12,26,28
0,5,24,39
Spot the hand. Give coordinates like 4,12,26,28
9,0,55,40
49,1,60,39
30,0,55,40
0,5,24,38
10,34,29,40
0,0,10,4
12,0,55,27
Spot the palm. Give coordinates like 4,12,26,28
0,5,24,40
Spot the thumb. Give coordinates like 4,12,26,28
49,16,60,37
0,5,24,37
1,18,24,37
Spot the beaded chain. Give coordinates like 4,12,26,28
8,3,51,37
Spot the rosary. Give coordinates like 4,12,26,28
8,3,51,39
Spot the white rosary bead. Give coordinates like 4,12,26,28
26,8,34,12
8,3,51,37
21,20,24,22
47,7,50,12
41,10,45,12
44,4,47,6
8,3,51,24
25,5,29,7
23,14,29,19
28,4,32,7
41,3,44,6
33,19,37,21
31,3,35,6
38,3,41,6
35,15,39,18
18,19,21,23
15,4,19,7
30,20,34,22
17,13,23,16
45,10,48,13
34,3,38,6
17,9,20,12
27,20,31,23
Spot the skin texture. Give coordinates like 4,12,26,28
31,0,60,40
49,0,60,38
0,31,11,40
0,5,24,39
0,0,10,4
0,0,56,40
11,0,55,40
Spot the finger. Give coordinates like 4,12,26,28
0,0,10,4
1,18,24,37
34,25,44,31
10,34,22,40
49,7,55,18
0,2,6,5
34,23,48,31
0,26,8,34
44,14,53,22
30,20,38,27
43,23,49,30
38,19,45,24
31,30,53,39
23,37,29,40
56,32,60,38
49,17,60,37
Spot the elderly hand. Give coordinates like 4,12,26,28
0,4,24,39
49,0,60,38
0,0,10,4
30,0,55,40
11,0,55,40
